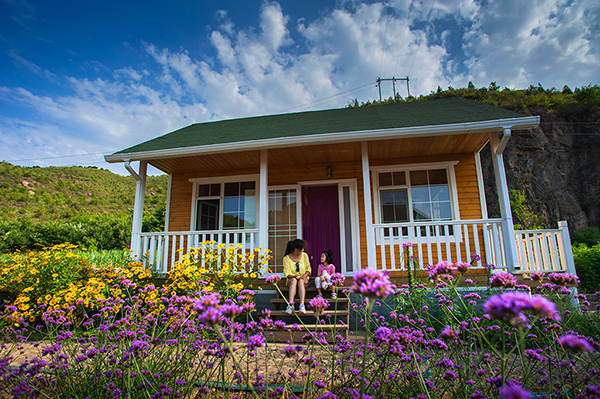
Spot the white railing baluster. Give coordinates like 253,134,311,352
473,223,481,268
462,224,469,263
380,227,388,270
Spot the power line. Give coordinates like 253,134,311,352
393,0,415,77
407,0,436,79
6,151,114,162
278,82,376,113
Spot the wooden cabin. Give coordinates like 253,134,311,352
105,98,576,279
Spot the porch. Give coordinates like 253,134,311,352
133,219,576,278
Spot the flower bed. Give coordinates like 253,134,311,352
0,245,599,398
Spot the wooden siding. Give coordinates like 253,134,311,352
167,136,489,272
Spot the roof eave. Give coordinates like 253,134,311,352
105,116,540,163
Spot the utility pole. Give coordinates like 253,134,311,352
376,77,410,101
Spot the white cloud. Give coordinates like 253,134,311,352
0,0,598,174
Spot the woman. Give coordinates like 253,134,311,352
282,239,311,314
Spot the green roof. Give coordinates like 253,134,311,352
114,98,529,155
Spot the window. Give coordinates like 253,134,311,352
268,188,298,274
375,164,457,228
193,180,257,230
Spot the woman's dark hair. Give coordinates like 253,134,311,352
322,249,334,265
285,239,305,256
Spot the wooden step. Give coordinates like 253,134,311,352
264,324,349,343
269,309,349,317
270,297,349,304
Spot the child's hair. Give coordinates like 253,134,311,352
285,239,305,256
322,249,334,265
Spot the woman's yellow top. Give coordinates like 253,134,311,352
283,252,311,281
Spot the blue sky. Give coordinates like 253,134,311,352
1,0,598,175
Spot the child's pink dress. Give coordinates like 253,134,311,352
315,264,336,289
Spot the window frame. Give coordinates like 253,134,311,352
372,161,461,234
189,174,260,231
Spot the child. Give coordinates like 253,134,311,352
315,249,337,299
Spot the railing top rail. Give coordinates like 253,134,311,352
373,218,503,228
137,229,260,237
514,229,562,234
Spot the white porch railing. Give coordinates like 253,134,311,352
133,229,260,274
373,219,575,274
514,221,576,274
373,219,504,271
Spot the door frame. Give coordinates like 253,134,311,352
298,179,361,276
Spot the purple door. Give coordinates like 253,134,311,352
302,185,340,278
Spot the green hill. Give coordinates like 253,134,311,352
0,162,167,252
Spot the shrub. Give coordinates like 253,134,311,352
573,225,600,247
573,243,600,293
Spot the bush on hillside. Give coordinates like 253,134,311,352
573,243,600,293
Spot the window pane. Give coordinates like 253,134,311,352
379,172,392,187
223,212,240,229
382,204,395,222
224,182,239,197
198,184,210,197
223,197,239,213
210,184,221,197
243,196,255,213
429,169,448,184
196,199,219,230
393,190,407,204
413,203,432,220
394,204,408,221
381,191,395,205
411,186,430,203
243,211,256,228
392,171,406,185
410,170,428,185
433,202,452,219
240,181,256,196
380,189,408,223
430,185,449,201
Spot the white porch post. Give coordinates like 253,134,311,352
129,161,147,257
361,141,376,269
259,150,269,251
489,130,519,271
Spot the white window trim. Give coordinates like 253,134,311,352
189,174,260,231
371,161,462,242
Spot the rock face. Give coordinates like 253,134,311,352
481,107,600,233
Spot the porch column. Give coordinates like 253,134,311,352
489,130,519,271
128,161,147,257
259,150,269,251
361,141,376,269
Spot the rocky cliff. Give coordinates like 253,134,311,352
481,106,600,233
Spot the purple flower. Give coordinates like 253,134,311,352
330,273,346,286
221,303,242,319
484,291,560,328
309,296,330,315
455,262,470,274
489,272,518,288
351,268,393,299
498,384,531,399
547,273,579,286
129,340,150,353
246,334,265,350
529,272,544,282
440,325,459,342
470,254,481,263
265,275,282,284
557,334,595,352
427,261,455,282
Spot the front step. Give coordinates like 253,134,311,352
269,309,349,317
264,324,350,343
